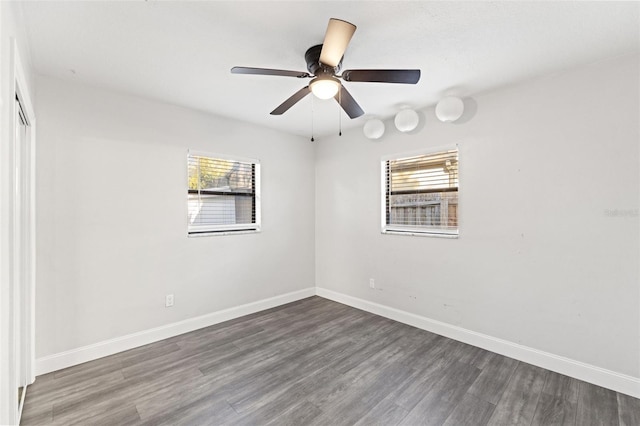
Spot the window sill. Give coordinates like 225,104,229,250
188,229,261,238
382,230,459,239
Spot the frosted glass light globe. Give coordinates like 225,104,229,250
363,119,385,140
394,109,419,132
435,96,464,122
309,78,340,100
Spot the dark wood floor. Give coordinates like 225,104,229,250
22,296,640,425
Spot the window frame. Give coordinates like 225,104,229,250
380,146,459,238
187,150,261,236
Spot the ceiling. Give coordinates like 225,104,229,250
21,1,640,138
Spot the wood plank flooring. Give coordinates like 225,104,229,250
21,296,640,425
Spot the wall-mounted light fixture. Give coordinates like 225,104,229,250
435,96,464,123
394,108,419,132
363,118,385,139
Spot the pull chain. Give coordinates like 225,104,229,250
338,85,342,136
310,93,315,142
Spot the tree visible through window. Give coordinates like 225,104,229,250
187,152,260,235
382,149,458,236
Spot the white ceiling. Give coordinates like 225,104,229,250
21,1,640,138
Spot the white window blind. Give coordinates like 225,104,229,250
188,152,260,235
382,149,458,236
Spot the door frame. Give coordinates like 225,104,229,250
14,38,36,389
1,37,36,425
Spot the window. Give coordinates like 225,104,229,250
382,148,458,237
188,152,260,235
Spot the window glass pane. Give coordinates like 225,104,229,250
188,160,200,190
391,166,455,192
228,163,254,192
189,156,238,192
389,151,458,192
388,192,458,229
188,193,237,226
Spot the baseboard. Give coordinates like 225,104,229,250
315,287,640,399
36,287,316,376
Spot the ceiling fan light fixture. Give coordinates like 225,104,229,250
309,76,340,100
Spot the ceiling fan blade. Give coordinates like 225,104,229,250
342,69,421,84
335,85,364,119
270,86,311,115
231,67,310,78
319,18,356,68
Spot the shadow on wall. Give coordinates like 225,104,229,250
454,98,478,125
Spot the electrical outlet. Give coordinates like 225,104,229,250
165,294,174,307
369,278,375,289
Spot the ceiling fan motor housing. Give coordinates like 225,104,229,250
305,44,342,76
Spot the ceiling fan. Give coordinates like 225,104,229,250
231,18,421,119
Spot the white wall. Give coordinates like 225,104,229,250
0,2,34,424
35,76,315,359
316,54,639,379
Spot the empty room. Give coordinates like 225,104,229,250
1,1,639,425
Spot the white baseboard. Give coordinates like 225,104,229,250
315,287,640,399
36,287,316,376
